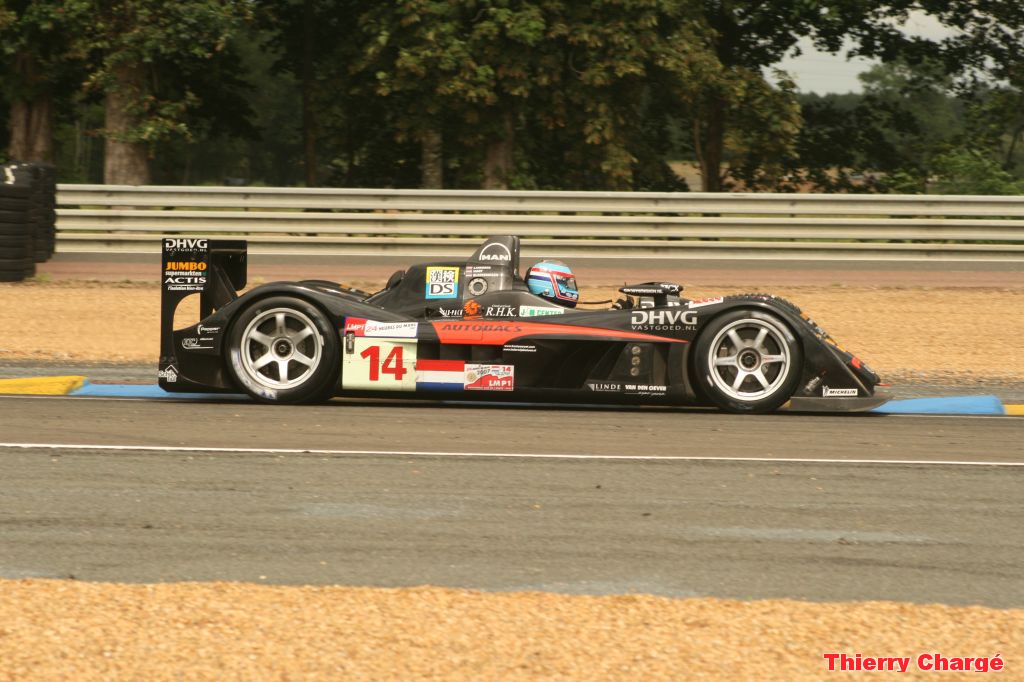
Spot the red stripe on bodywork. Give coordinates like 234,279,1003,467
416,359,466,372
430,321,686,345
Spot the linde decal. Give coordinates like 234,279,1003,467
478,242,512,262
631,309,697,329
164,238,208,250
587,382,622,392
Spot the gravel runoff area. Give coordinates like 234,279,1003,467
1,580,1020,681
1,277,1023,680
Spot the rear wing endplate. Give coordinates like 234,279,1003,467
160,238,247,376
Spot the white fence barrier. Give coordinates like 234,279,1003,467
56,185,1024,260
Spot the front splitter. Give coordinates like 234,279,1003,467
783,392,892,413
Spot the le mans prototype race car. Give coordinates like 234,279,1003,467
159,236,887,413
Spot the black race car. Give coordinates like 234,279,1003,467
159,236,887,413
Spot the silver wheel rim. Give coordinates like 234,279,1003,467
239,307,323,391
707,317,791,402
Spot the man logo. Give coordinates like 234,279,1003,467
479,242,512,262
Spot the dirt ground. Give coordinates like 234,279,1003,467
1,580,1020,681
1,280,1022,383
2,278,1023,681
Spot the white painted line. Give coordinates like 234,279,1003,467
0,442,1021,467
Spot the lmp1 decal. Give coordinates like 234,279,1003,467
416,359,465,391
431,321,687,345
465,364,514,391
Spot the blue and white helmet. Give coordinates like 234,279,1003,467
526,260,579,307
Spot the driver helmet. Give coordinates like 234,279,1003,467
526,260,579,307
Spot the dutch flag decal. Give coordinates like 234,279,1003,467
416,359,465,391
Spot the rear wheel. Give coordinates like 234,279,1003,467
226,296,340,404
694,309,802,414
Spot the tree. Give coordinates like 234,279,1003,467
352,0,716,190
929,148,1024,194
682,0,1024,191
257,0,362,186
82,0,253,184
354,1,550,189
0,1,87,163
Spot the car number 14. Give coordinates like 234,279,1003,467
360,344,407,381
342,338,417,391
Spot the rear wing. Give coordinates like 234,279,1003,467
160,238,247,379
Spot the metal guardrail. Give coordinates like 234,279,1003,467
55,184,1024,260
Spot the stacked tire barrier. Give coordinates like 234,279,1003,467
0,163,57,282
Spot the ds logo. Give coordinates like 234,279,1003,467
425,266,459,299
164,238,208,250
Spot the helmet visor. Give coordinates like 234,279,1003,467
554,274,578,301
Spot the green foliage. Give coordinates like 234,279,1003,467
82,0,255,146
929,148,1024,195
4,0,1024,191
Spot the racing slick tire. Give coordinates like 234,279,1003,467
694,308,802,414
226,295,341,404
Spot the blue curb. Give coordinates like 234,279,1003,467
70,382,249,401
65,383,1010,415
872,395,1005,416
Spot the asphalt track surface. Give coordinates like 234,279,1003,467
1,395,1022,607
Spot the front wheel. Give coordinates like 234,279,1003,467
694,309,802,414
226,296,340,404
